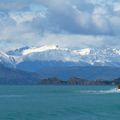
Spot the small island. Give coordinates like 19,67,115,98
40,77,120,86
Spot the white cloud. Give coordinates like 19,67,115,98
92,14,109,32
72,6,91,29
10,8,47,24
39,33,112,49
113,2,120,12
10,12,35,24
0,0,120,51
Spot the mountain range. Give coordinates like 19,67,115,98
1,45,120,81
6,45,120,67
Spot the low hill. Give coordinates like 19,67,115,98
0,63,41,85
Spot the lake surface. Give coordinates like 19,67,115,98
0,85,120,120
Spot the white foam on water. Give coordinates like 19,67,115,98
80,88,120,94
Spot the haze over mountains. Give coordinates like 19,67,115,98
0,45,120,82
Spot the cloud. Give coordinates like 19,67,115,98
0,0,120,51
39,33,120,49
10,11,47,24
39,33,105,48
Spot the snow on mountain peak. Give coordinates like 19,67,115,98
4,46,120,67
0,51,15,67
73,48,91,56
22,45,60,55
16,46,120,66
0,51,11,62
113,48,120,55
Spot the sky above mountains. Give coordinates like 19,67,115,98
0,0,120,51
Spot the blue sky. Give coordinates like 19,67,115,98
0,0,120,51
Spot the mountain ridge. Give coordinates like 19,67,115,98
5,45,120,67
1,45,120,81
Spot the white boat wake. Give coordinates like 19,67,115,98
80,88,120,94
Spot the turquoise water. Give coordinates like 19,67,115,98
0,85,120,120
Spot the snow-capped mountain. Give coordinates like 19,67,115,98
20,45,84,63
0,51,15,67
7,46,29,56
5,45,120,67
2,45,120,80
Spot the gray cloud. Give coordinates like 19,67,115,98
0,0,120,51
